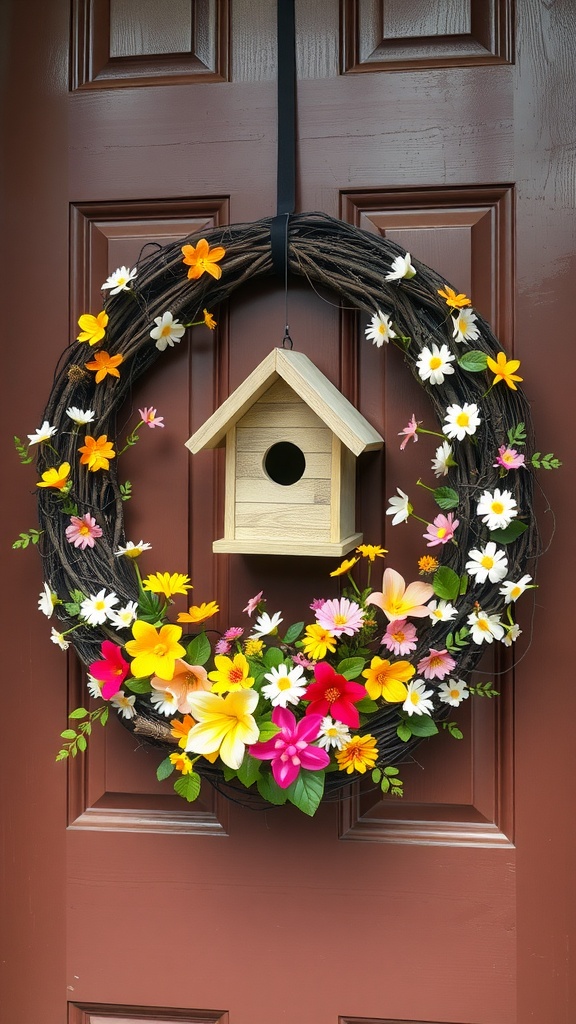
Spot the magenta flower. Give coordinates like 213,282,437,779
89,640,130,699
310,598,326,611
65,513,103,549
223,626,244,641
215,638,232,655
381,619,418,656
249,706,330,788
315,597,364,637
423,512,459,547
417,648,456,680
243,590,263,616
139,406,164,428
398,414,421,450
304,662,367,728
494,445,525,470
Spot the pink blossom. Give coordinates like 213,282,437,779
315,597,364,637
310,598,326,611
139,406,164,428
215,638,232,655
381,619,418,656
494,445,525,470
223,627,244,641
417,648,456,680
423,512,459,547
398,414,421,450
65,513,103,549
89,640,129,699
243,591,263,616
249,706,330,788
292,652,316,669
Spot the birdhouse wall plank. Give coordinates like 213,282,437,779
235,478,331,504
235,450,332,479
335,444,357,540
234,503,331,540
223,424,237,540
257,379,301,403
238,402,324,429
236,427,332,453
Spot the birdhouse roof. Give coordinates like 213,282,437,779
186,348,383,457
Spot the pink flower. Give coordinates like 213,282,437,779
139,406,164,428
304,662,367,728
367,567,434,622
315,597,364,637
292,652,316,669
89,640,129,699
310,598,326,611
249,706,330,788
151,659,210,713
243,591,263,616
423,512,459,547
223,627,244,641
494,445,525,470
417,648,456,680
398,414,421,450
381,619,418,656
65,513,103,549
215,638,232,655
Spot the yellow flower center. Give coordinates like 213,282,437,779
184,672,199,686
160,324,173,336
324,686,340,703
79,524,90,535
392,629,406,643
334,614,347,626
480,555,494,569
430,356,442,369
458,317,466,332
410,691,420,704
511,586,521,599
277,677,292,691
117,276,127,286
436,526,447,538
228,666,245,685
477,618,490,631
95,600,106,611
153,642,168,656
450,688,460,700
456,412,470,427
491,501,504,514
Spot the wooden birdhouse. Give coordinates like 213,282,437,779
186,348,383,556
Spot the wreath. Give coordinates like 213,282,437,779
15,213,559,816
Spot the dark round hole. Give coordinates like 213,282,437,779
263,441,306,486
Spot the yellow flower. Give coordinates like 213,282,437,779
77,311,108,345
330,556,359,577
418,555,439,575
169,751,193,775
177,601,219,624
362,656,414,702
125,620,186,681
208,653,254,694
185,689,260,769
142,572,192,598
170,714,196,749
37,462,71,489
78,434,116,472
244,638,264,657
356,544,387,561
301,624,337,661
486,351,523,390
336,734,379,774
438,285,471,309
181,238,226,281
203,309,217,329
84,350,124,383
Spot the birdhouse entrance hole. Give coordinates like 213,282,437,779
263,441,306,486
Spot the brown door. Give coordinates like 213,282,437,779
2,2,574,1022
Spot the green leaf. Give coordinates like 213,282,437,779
531,452,562,470
281,621,304,644
55,750,69,761
156,757,175,781
257,720,281,742
14,435,33,464
336,656,366,680
507,422,526,447
356,696,379,714
443,721,464,740
407,715,439,738
445,627,470,653
433,486,459,511
69,708,88,719
263,646,285,669
76,734,87,752
459,573,468,596
396,721,412,743
174,771,201,802
384,766,400,776
489,521,528,545
12,528,42,549
234,753,262,789
286,770,325,817
380,776,390,793
100,707,109,727
433,565,460,601
64,602,81,616
186,632,211,666
371,768,382,783
257,772,288,805
123,676,152,694
137,589,163,622
120,480,132,501
457,350,489,372
60,729,77,740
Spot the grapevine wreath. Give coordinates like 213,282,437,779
18,212,558,816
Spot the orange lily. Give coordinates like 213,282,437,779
181,238,225,281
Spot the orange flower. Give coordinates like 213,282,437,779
486,351,523,390
85,350,123,383
36,462,71,489
362,656,414,702
169,751,193,774
203,309,217,329
181,238,225,281
418,555,439,575
170,714,196,749
78,434,116,472
438,285,471,309
177,601,219,624
77,311,108,345
335,734,379,774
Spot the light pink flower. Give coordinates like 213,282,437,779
417,648,456,680
243,591,263,616
215,638,232,655
398,414,421,450
292,652,316,669
65,513,103,549
139,406,164,428
367,567,434,622
423,512,459,547
315,597,364,637
310,598,326,611
381,619,418,656
494,445,525,470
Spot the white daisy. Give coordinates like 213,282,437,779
467,608,505,644
107,601,139,629
502,623,522,646
249,611,283,639
443,403,481,441
110,691,137,719
86,675,102,698
50,627,70,651
477,488,518,531
386,488,411,525
66,406,95,425
403,679,434,717
101,265,137,294
114,540,152,558
364,310,397,347
431,441,454,478
385,253,416,281
465,541,508,584
80,588,119,626
261,664,307,707
27,421,57,446
438,678,469,707
150,311,186,351
428,599,458,624
499,575,533,603
149,687,179,716
38,582,57,618
452,308,481,344
317,716,352,751
416,343,455,385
